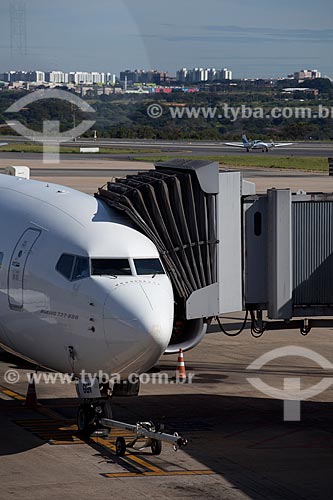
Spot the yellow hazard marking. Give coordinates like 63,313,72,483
0,386,25,401
5,390,205,479
91,436,164,474
49,440,83,446
0,385,70,421
14,418,82,445
103,470,215,478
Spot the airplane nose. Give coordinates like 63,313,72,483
103,280,174,375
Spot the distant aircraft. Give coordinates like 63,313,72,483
225,134,293,152
0,123,9,146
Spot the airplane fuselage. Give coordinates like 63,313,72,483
0,174,174,378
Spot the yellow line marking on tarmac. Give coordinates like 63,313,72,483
14,417,137,449
123,454,162,474
103,470,215,478
0,392,13,400
49,440,83,445
91,436,164,474
0,386,25,401
37,406,68,420
4,387,206,478
0,385,70,420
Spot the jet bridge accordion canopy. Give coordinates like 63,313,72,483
96,162,217,301
96,160,243,320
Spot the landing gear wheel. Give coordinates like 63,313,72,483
151,439,162,455
77,405,95,437
116,437,127,456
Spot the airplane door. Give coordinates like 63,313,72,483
8,229,41,309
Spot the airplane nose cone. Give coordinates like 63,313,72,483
103,279,174,375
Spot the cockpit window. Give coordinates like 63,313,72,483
56,254,89,281
56,254,75,280
72,257,90,281
91,258,132,276
134,258,165,276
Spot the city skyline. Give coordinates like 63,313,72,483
1,67,324,85
0,1,332,78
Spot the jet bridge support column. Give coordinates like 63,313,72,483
186,171,243,318
267,189,293,320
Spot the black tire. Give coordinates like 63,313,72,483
116,437,127,456
77,405,95,437
151,439,162,455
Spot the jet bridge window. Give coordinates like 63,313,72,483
56,254,89,281
134,258,165,276
91,258,132,276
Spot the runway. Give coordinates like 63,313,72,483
1,136,333,158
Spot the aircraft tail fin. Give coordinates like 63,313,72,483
242,134,249,145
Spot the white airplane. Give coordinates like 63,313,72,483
0,123,9,145
225,134,293,152
0,172,174,432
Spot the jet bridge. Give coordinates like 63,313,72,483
244,189,333,333
97,159,333,343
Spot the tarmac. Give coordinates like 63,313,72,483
0,156,333,500
1,156,333,195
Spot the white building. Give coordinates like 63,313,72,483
48,71,69,84
221,68,232,80
176,67,233,82
32,71,45,83
294,69,321,81
106,73,117,85
91,72,106,84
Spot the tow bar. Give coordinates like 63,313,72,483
99,418,188,456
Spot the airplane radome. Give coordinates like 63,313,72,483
0,173,174,378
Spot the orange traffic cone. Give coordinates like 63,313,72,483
24,377,38,408
176,348,187,382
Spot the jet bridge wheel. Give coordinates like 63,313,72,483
115,437,127,456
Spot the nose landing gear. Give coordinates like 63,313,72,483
75,378,188,455
77,398,112,437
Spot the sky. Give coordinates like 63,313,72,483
0,0,332,79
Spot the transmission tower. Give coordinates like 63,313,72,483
10,1,27,56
